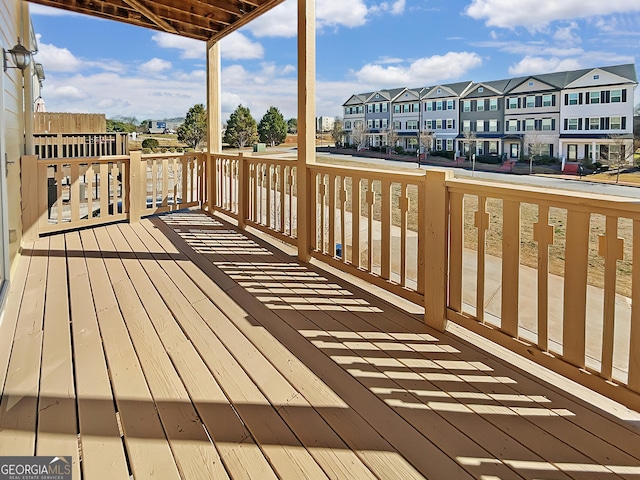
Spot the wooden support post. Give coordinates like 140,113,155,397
296,0,315,262
129,151,142,223
21,155,40,242
423,169,452,332
206,40,221,213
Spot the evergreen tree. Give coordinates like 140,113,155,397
177,103,207,149
223,105,258,148
287,118,298,134
258,107,288,147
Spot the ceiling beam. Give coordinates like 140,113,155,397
120,0,179,35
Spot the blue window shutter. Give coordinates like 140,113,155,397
622,117,627,129
622,90,627,102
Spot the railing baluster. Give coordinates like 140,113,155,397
501,200,521,337
448,192,464,311
70,163,80,222
279,165,285,233
630,219,640,392
329,174,336,256
162,158,169,207
399,182,408,287
99,162,109,218
599,216,624,380
563,210,591,368
533,205,554,351
474,195,489,323
352,176,361,268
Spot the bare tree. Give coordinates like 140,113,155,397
383,123,399,156
351,121,367,151
418,130,434,156
524,131,545,174
330,119,344,147
607,134,635,183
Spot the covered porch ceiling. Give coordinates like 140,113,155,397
26,0,286,42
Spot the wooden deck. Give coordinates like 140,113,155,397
1,209,639,479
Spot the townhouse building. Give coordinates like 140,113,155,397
341,63,637,164
422,82,470,153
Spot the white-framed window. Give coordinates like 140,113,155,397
425,120,433,129
567,118,579,130
476,120,485,132
528,81,534,87
462,120,471,132
476,100,485,111
568,93,578,105
344,121,351,129
525,119,535,131
367,104,374,113
463,100,471,112
374,119,381,128
367,119,373,128
477,143,484,155
507,120,517,132
489,98,498,111
610,117,622,130
406,120,418,130
354,120,363,128
446,119,454,129
394,105,401,113
382,103,388,112
542,118,552,131
436,139,443,150
437,88,442,94
589,118,600,130
488,141,498,154
590,91,600,104
611,89,622,103
446,139,454,151
382,119,388,128
436,119,443,129
402,104,411,113
508,98,518,109
543,94,553,107
426,102,433,111
488,120,498,132
526,96,535,108
436,101,443,111
414,103,419,112
393,121,401,130
447,100,454,110
478,87,484,93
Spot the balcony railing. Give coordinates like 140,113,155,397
21,150,640,412
33,132,129,159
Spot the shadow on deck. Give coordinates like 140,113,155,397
0,209,639,479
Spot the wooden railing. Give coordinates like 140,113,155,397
21,151,206,239
213,153,297,245
308,163,425,305
210,154,640,410
34,132,128,159
21,147,640,410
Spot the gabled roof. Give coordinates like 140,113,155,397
28,0,285,42
342,94,368,107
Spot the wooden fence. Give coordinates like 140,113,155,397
34,112,106,134
34,133,129,158
21,152,206,238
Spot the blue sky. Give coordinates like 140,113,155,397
30,0,640,124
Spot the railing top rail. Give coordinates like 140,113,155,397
447,177,640,216
309,162,428,182
37,155,131,164
141,151,204,159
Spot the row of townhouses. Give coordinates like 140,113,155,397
342,64,637,163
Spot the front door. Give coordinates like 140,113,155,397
510,143,519,159
568,144,578,161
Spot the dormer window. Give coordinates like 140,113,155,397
528,81,534,87
594,74,600,80
478,87,484,93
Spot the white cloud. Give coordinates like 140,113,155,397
353,52,482,86
508,56,582,75
151,33,204,59
50,85,86,100
465,0,640,31
370,0,406,16
245,0,369,38
220,32,264,60
140,58,172,73
34,41,83,72
553,22,581,46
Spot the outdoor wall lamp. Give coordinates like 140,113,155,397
3,38,33,72
34,62,45,81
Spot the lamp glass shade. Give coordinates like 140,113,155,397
8,42,32,71
34,62,45,80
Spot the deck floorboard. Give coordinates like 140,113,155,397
0,209,639,479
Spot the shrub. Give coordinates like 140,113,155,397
142,138,160,149
394,146,405,155
431,150,455,160
533,155,559,166
142,148,152,154
476,154,502,164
